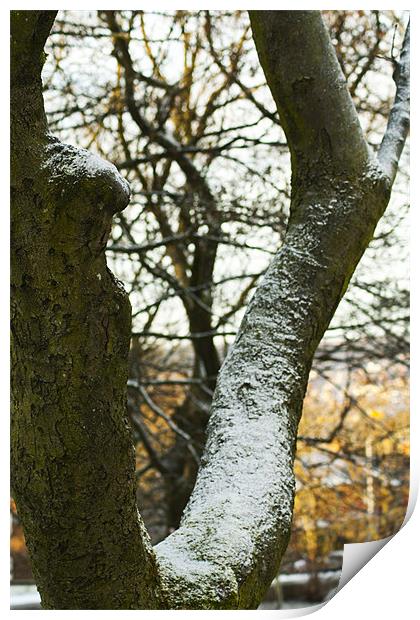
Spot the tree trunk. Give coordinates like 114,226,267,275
11,11,160,609
11,10,409,610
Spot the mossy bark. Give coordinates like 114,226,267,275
11,11,160,609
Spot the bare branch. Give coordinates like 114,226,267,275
378,20,410,185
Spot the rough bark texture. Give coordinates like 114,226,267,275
11,11,160,609
152,12,394,608
11,9,408,610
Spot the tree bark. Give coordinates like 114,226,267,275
11,11,160,609
152,12,403,608
11,9,409,610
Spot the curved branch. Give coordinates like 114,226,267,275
248,10,371,182
152,11,391,609
378,20,410,185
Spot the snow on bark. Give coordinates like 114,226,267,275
42,137,130,213
153,152,391,608
154,247,312,607
378,21,410,185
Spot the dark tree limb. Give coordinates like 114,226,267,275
11,11,160,609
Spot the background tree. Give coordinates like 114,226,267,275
11,10,409,609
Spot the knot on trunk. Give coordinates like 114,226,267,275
39,137,131,255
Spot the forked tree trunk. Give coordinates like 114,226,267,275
11,10,409,609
